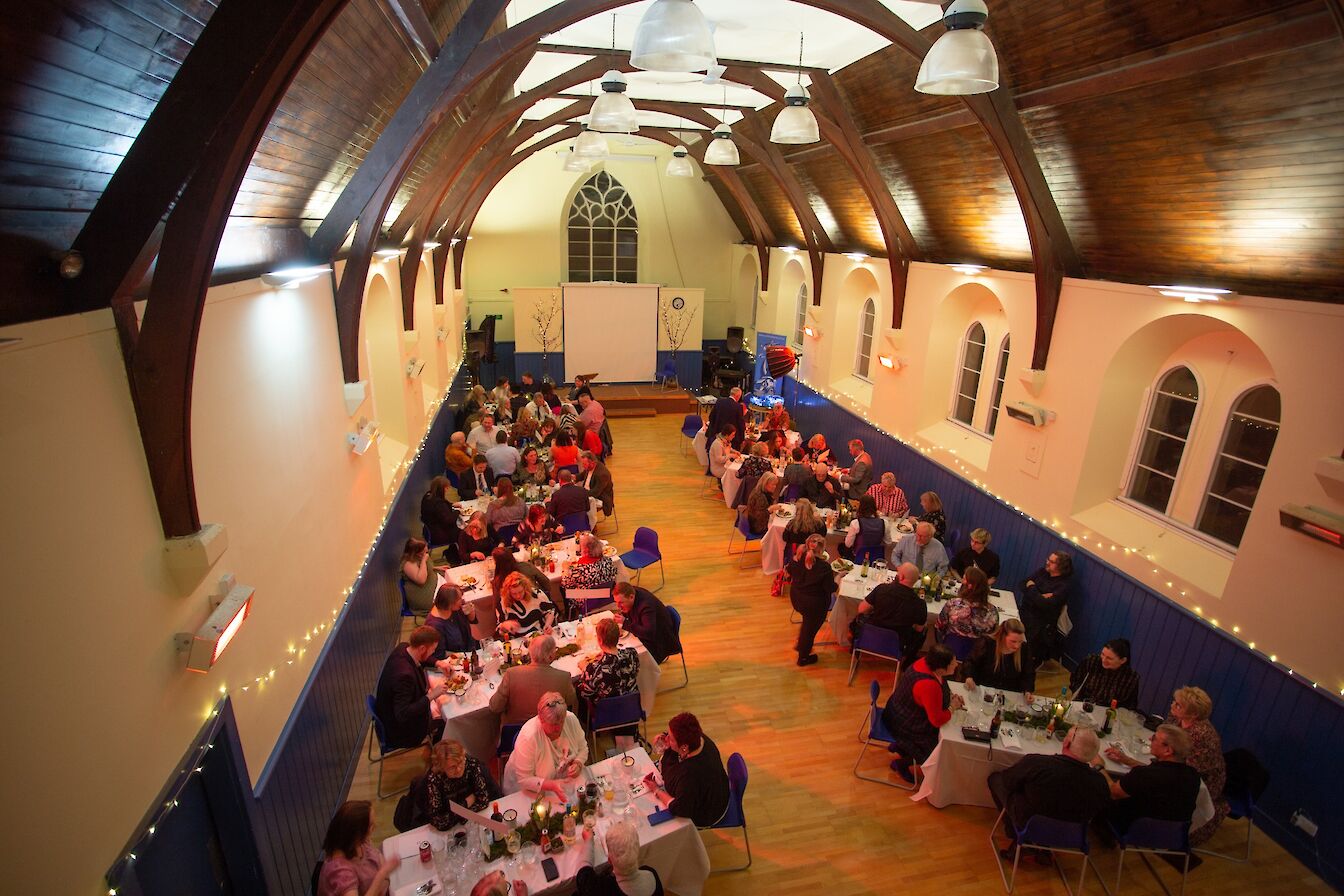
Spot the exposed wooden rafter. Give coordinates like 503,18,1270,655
383,0,441,67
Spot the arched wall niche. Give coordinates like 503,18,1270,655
734,252,760,337
412,254,441,397
827,264,884,387
1073,313,1276,516
362,271,410,447
919,281,1009,431
775,257,806,343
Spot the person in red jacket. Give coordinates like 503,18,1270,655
881,644,965,783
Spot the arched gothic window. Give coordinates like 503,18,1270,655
986,335,1011,436
952,322,987,426
793,283,808,345
854,298,876,379
1126,366,1200,514
1197,385,1280,547
567,171,637,282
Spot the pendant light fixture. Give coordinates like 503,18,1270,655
771,34,820,145
574,124,609,159
915,0,999,95
703,87,738,166
630,0,716,73
563,148,590,172
590,16,640,133
666,116,694,177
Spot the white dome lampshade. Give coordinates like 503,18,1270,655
703,124,739,166
574,126,610,159
770,84,820,144
563,149,590,172
630,0,716,73
915,0,999,95
666,146,694,177
589,71,640,133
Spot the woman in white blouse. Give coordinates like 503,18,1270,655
502,692,588,797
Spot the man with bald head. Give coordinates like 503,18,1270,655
988,726,1111,859
891,521,949,576
851,561,929,662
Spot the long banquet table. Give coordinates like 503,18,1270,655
831,572,1019,647
760,505,913,576
908,682,1215,831
430,612,661,763
383,747,711,896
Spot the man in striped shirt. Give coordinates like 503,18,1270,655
867,471,910,517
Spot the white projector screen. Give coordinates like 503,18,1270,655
563,284,659,383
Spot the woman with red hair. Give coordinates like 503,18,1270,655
643,712,730,826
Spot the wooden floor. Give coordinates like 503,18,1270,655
346,415,1329,896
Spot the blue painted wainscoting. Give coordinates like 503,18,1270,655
512,351,564,385
779,376,1343,886
656,350,703,389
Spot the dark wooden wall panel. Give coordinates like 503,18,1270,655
801,149,883,255
778,373,1344,887
740,167,802,248
830,42,957,136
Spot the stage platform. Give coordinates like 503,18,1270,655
589,384,700,417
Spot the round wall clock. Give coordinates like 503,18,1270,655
671,296,685,309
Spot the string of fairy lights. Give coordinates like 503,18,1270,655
106,351,468,894
786,371,1343,705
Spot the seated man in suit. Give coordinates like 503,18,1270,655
579,451,615,517
799,462,840,510
374,625,451,748
457,454,496,501
890,522,949,576
612,582,680,665
488,635,578,726
988,727,1111,859
850,562,927,662
547,469,591,521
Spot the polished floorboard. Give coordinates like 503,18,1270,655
346,415,1329,896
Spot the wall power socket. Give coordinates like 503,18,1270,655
1291,810,1319,838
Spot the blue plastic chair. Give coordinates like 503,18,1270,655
847,623,906,686
444,469,460,489
679,414,701,455
660,605,688,691
945,527,962,555
494,522,519,545
365,695,431,799
587,690,645,756
727,507,764,567
703,752,751,872
620,527,665,591
1196,748,1266,863
781,482,802,502
557,463,580,478
559,511,591,534
853,541,884,566
853,680,920,790
398,578,425,626
658,358,678,386
1110,817,1192,896
941,630,980,662
496,722,523,780
990,811,1102,895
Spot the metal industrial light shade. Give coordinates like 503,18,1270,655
703,124,739,166
770,85,820,144
915,0,999,95
666,147,694,177
574,127,610,159
630,0,716,73
589,71,640,133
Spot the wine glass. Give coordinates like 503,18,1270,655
583,809,597,838
520,841,539,871
504,829,521,871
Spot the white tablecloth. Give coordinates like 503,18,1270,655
760,506,912,576
445,540,630,638
909,684,1215,832
454,492,601,531
431,613,661,763
832,580,1019,647
384,748,710,896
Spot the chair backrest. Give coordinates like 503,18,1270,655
718,752,748,828
632,526,660,557
498,722,523,757
566,587,613,616
945,528,961,555
854,623,905,660
734,507,755,538
560,511,591,534
733,475,759,510
590,690,644,730
558,463,580,477
667,605,682,638
680,414,701,437
1224,748,1269,807
868,679,881,709
1121,817,1190,852
781,482,801,503
1018,815,1090,852
397,579,413,618
495,523,519,545
365,695,389,751
854,542,884,565
941,630,979,661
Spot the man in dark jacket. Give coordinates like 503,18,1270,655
547,469,591,521
707,387,746,450
457,455,497,501
613,583,681,664
988,726,1110,857
374,626,450,748
580,451,615,515
851,562,927,662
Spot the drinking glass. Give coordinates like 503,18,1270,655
504,830,521,870
520,842,539,870
563,813,577,844
583,809,597,837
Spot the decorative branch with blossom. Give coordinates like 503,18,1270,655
660,295,695,359
531,292,562,358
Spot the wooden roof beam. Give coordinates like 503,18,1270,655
535,42,830,74
384,0,441,67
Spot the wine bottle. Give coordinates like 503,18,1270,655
990,708,1002,738
490,802,504,844
1103,699,1118,735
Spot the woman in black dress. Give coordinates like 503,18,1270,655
962,618,1035,693
786,534,838,667
420,476,460,562
644,712,730,827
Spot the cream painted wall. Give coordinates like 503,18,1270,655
742,252,1344,692
0,264,462,892
465,142,740,345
